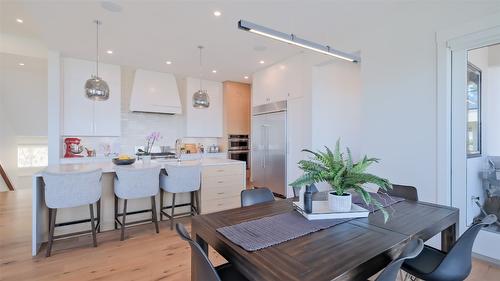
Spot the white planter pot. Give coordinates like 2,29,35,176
328,192,352,212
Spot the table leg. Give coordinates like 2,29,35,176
441,223,457,252
191,231,208,281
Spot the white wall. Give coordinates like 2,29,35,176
486,45,500,155
0,97,16,191
311,60,361,157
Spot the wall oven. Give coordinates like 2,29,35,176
228,135,250,168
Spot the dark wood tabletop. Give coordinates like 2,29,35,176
191,198,459,281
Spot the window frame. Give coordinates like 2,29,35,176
466,62,482,158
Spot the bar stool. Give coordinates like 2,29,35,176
114,165,161,241
159,163,201,230
42,168,102,257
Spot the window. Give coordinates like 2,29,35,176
17,145,48,168
467,63,481,157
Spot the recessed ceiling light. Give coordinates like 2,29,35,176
212,70,217,73
244,76,249,79
259,60,265,64
213,11,221,17
18,63,25,66
106,50,113,54
166,61,172,65
16,18,23,23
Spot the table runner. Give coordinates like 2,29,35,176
217,193,405,251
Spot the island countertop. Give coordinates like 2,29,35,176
36,158,244,176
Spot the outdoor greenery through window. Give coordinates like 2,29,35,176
467,62,481,157
17,145,48,168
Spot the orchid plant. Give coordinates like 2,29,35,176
145,132,162,154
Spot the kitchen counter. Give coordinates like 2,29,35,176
38,158,242,175
32,157,245,256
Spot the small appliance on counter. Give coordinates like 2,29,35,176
64,137,84,158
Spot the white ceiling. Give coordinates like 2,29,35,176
0,0,367,83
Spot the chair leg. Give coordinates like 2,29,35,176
170,193,176,230
89,204,97,247
114,195,118,230
159,189,164,221
46,208,57,257
96,199,101,233
151,196,159,234
121,199,127,241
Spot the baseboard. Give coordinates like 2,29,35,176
473,252,500,267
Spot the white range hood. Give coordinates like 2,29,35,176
129,69,182,114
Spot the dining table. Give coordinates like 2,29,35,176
190,194,459,281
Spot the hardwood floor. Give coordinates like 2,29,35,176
1,189,499,281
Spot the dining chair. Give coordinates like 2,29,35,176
114,165,161,241
159,163,201,230
368,238,423,281
381,184,418,201
292,183,319,197
401,214,497,281
241,187,275,207
42,168,102,257
175,223,248,281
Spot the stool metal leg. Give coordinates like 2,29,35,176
89,204,97,247
114,195,118,230
194,190,200,215
159,189,164,221
170,193,176,230
121,199,127,241
151,196,159,234
46,208,57,257
96,199,101,233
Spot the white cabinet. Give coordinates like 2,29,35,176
185,78,223,137
251,54,305,107
62,58,121,136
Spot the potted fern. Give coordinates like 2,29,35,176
290,140,393,221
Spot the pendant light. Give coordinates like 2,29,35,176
192,46,210,108
85,20,110,101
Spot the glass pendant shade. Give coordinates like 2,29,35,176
85,19,110,101
85,75,110,101
193,89,210,108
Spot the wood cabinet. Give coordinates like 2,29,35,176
223,81,251,134
252,54,305,107
199,163,246,214
62,58,121,136
185,78,223,137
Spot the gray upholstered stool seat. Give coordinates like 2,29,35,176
114,165,161,240
42,168,103,257
159,163,201,230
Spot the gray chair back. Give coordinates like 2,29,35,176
114,165,161,199
160,163,201,193
175,223,221,281
383,184,418,201
375,239,424,281
431,214,497,281
42,169,102,209
241,188,275,207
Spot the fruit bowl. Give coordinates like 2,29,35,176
112,157,136,165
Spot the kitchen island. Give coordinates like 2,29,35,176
32,158,246,256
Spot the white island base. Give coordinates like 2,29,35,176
32,158,246,256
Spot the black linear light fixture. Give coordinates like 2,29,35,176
238,20,360,63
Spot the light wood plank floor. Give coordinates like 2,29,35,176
1,189,499,281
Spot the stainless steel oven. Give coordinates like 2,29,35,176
228,135,250,168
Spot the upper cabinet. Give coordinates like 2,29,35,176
185,78,223,137
252,54,305,107
62,58,121,136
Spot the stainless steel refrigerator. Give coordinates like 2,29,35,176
251,101,287,197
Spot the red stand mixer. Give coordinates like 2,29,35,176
64,137,84,158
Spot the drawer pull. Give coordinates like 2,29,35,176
217,192,225,195
216,169,224,172
217,180,224,183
